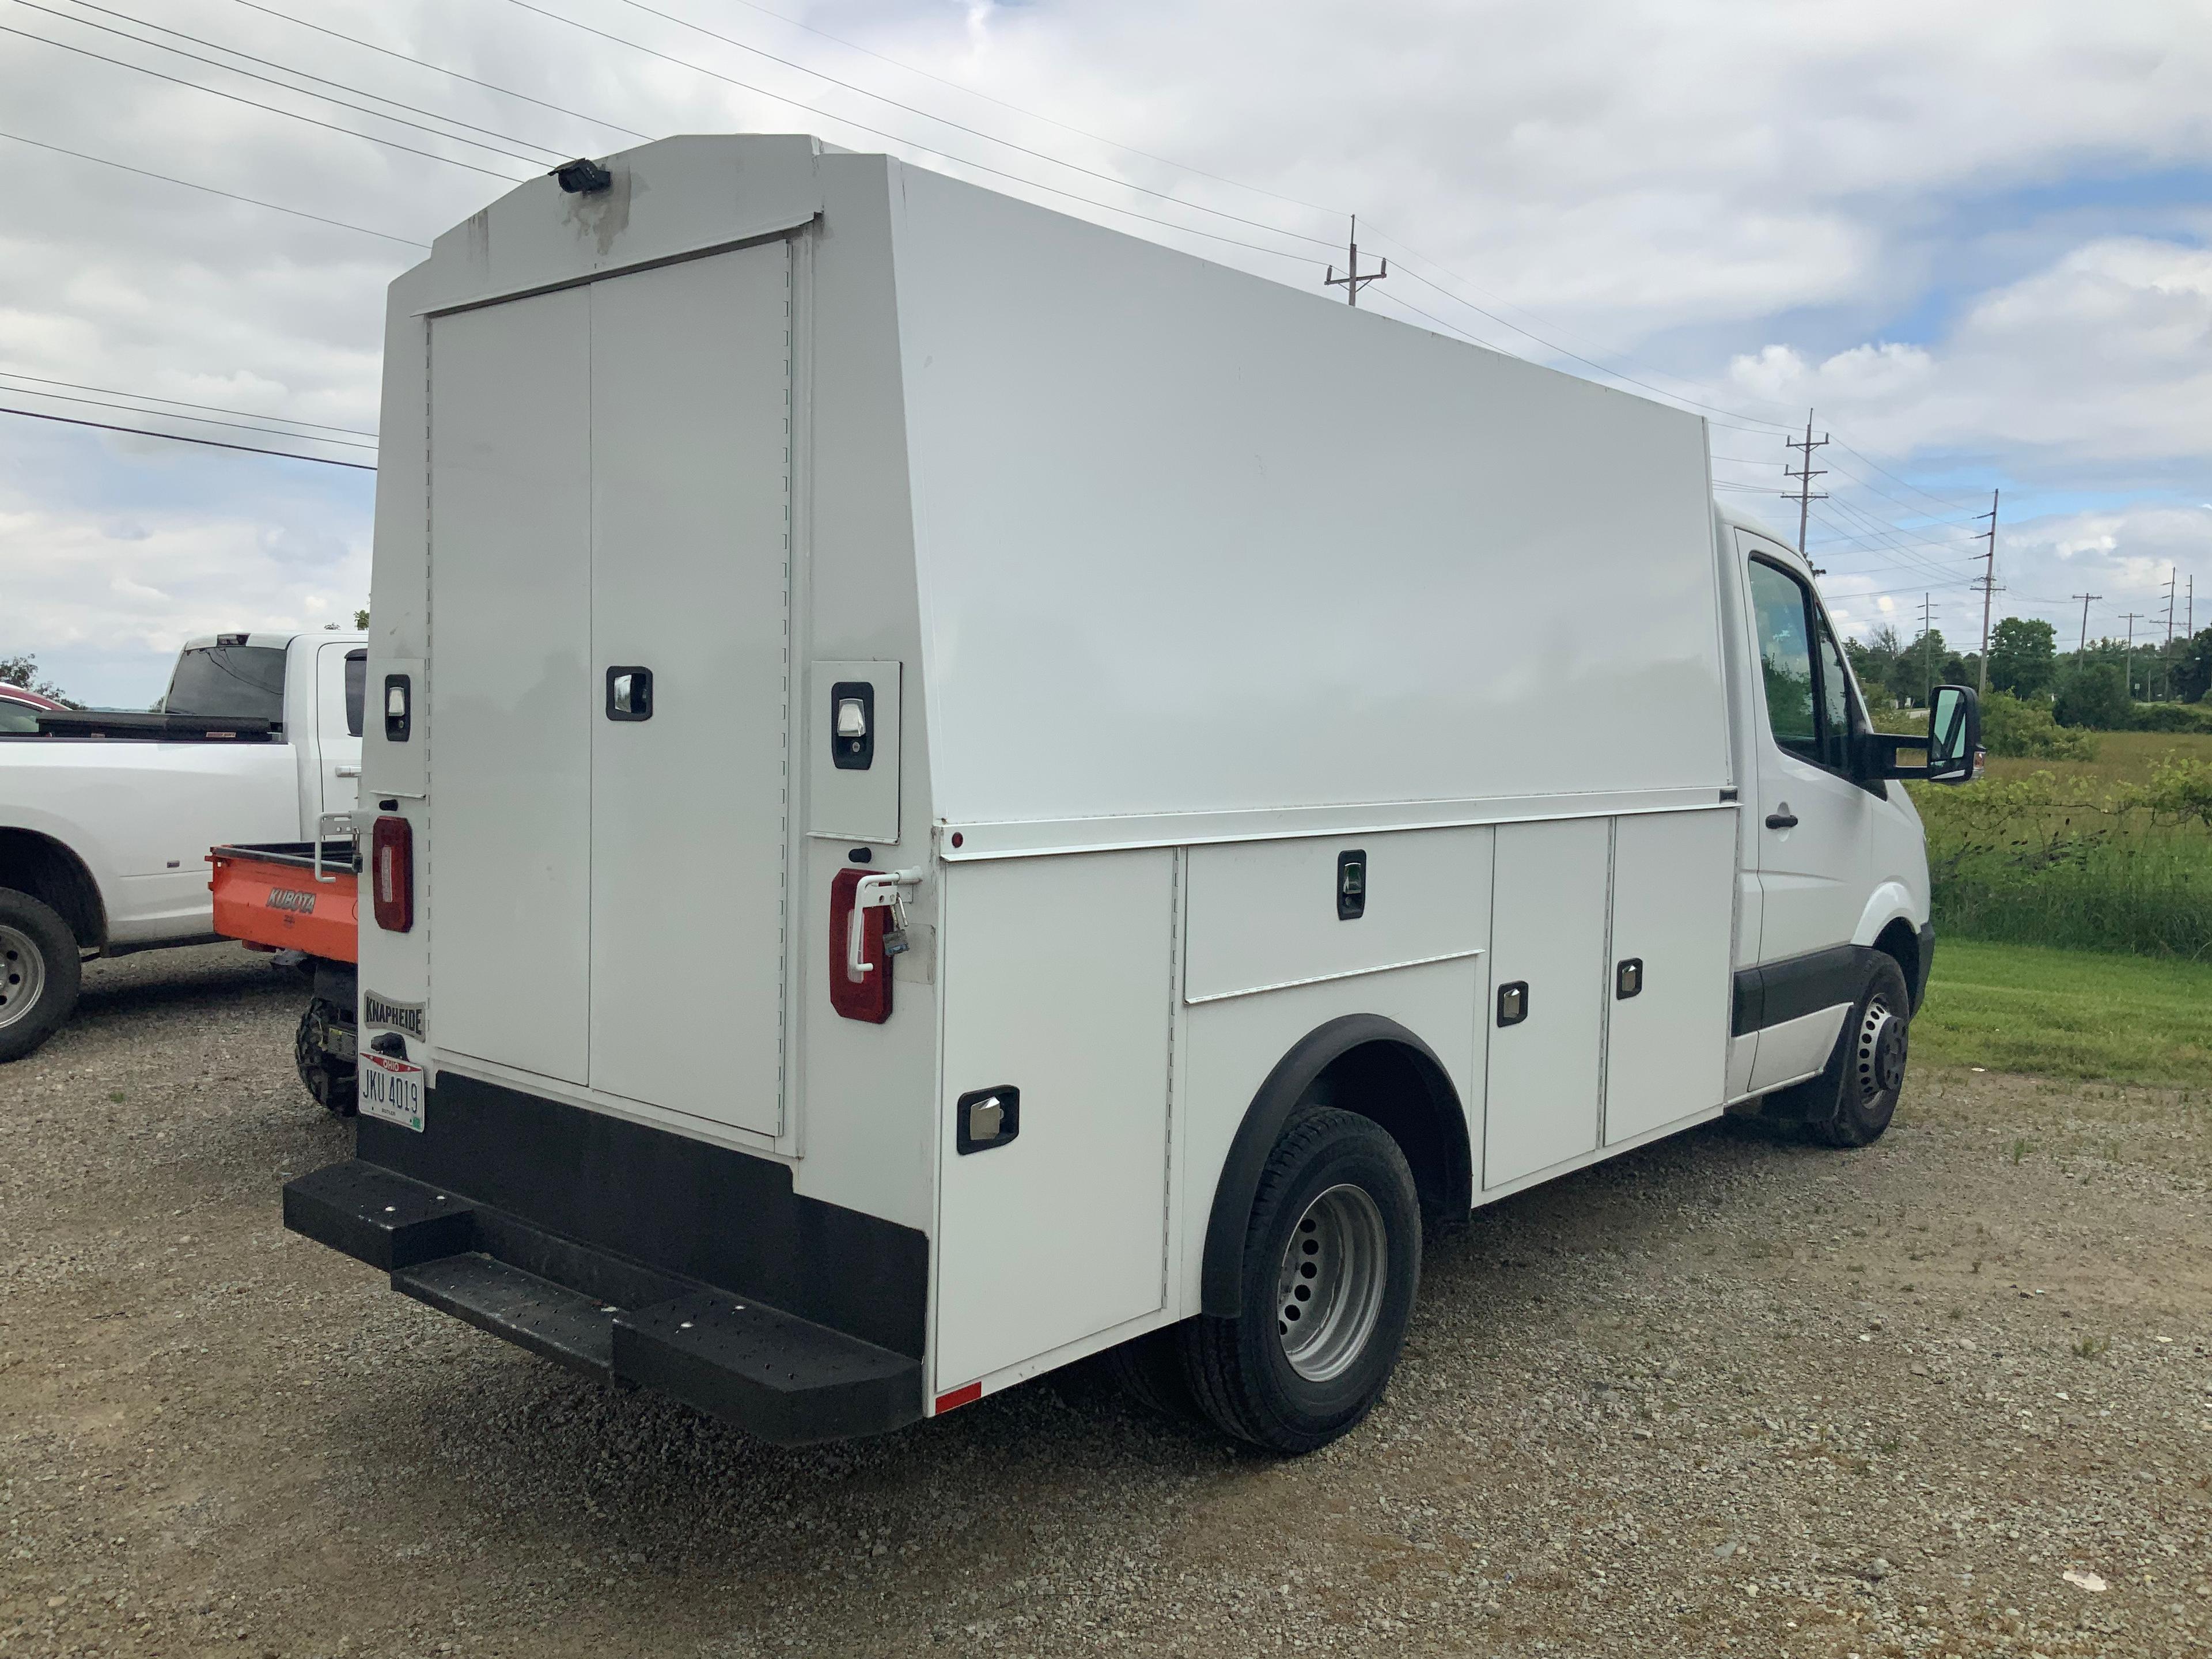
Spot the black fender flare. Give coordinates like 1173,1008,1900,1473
1199,1013,1471,1319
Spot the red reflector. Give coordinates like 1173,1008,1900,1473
934,1381,982,1415
828,868,891,1023
370,815,413,932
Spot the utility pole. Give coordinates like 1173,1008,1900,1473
1974,488,1999,694
2160,566,2178,699
1323,214,1386,307
2073,593,2100,656
2119,611,2143,702
1919,593,1938,706
1782,410,1828,556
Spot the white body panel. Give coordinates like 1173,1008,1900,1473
935,851,1175,1385
351,135,1938,1419
1482,819,1612,1189
1602,809,1739,1144
0,633,359,949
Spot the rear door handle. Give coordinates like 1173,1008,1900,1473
1765,806,1798,830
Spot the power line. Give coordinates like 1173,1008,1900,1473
0,22,530,181
52,0,574,161
0,369,377,437
0,128,429,245
27,1,559,165
605,0,1341,249
231,0,649,142
496,0,1328,265
1,404,376,468
0,380,378,448
646,0,1344,219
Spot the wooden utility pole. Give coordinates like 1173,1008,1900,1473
1919,593,1938,706
1323,215,1386,306
1974,489,1999,694
1782,411,1828,555
2119,611,2143,700
2072,593,2101,656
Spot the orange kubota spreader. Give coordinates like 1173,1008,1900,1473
208,839,358,1112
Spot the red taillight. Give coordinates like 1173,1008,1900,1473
370,815,413,933
828,868,890,1023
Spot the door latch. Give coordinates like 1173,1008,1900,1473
847,868,923,981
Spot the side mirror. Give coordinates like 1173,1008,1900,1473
1853,683,1980,784
1925,684,1979,783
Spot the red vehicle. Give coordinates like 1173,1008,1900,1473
0,684,67,734
208,839,358,1111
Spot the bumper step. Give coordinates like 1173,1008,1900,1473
285,1159,923,1443
394,1253,620,1383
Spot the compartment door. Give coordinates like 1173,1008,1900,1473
1483,818,1610,1189
935,851,1173,1388
1602,809,1737,1144
587,244,793,1135
427,287,594,1084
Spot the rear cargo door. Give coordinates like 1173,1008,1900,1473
586,245,792,1135
428,287,595,1085
427,243,793,1134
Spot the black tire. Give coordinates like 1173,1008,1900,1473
1804,954,1912,1148
294,998,357,1116
0,887,82,1063
1103,1323,1198,1423
1180,1107,1421,1454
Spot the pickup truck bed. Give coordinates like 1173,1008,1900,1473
209,840,359,1112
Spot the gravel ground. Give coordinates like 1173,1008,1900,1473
3,942,2209,1659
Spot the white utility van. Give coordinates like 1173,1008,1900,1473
285,136,1979,1452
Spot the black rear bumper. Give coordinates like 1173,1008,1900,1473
284,1074,927,1444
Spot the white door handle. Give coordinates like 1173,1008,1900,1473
846,869,923,980
336,764,362,778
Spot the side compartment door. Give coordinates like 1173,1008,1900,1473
427,289,594,1084
934,851,1173,1389
1482,817,1610,1190
1603,809,1736,1144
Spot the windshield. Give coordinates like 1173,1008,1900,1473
0,700,44,734
165,645,287,724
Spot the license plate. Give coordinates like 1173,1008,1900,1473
359,1051,425,1132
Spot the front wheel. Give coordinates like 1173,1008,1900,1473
0,887,82,1063
1180,1107,1421,1453
1805,954,1912,1147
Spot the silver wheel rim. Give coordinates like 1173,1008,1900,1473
1854,995,1906,1103
1275,1182,1389,1383
0,923,47,1031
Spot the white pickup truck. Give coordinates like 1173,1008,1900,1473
0,631,365,1059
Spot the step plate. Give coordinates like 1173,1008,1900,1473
615,1292,922,1446
393,1253,619,1382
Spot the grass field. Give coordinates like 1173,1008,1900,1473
1914,935,2212,1086
1979,727,2212,787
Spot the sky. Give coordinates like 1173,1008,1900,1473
1,0,2207,706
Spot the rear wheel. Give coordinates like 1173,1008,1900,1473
294,998,357,1115
1180,1107,1420,1453
1805,955,1912,1148
0,888,81,1063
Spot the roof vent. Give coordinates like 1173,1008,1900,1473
554,158,612,195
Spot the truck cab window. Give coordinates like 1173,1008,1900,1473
1812,608,1855,772
165,644,288,725
1748,559,1818,761
344,650,368,738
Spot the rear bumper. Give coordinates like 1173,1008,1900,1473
284,1073,927,1444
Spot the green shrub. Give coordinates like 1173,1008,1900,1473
2054,662,2130,729
1978,692,2099,760
2125,702,2212,734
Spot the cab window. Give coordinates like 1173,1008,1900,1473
1749,557,1855,772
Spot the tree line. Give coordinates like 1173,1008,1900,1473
1846,617,2212,729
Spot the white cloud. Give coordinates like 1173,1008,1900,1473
0,0,2207,699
